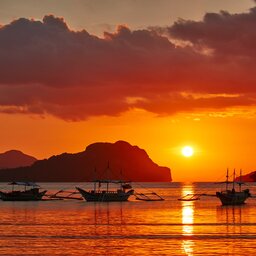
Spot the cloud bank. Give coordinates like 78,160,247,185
1,10,256,120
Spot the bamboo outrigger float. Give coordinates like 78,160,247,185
178,193,204,201
134,191,164,201
46,190,83,200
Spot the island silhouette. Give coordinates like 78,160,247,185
0,150,37,169
235,171,256,182
0,141,172,182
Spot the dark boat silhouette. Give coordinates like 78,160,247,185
76,180,134,202
216,169,251,205
0,181,47,201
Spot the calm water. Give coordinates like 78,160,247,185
0,182,256,255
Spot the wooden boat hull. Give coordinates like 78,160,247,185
76,187,134,202
0,189,47,201
216,189,251,206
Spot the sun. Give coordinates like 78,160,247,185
182,146,194,157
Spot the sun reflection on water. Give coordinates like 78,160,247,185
181,183,195,256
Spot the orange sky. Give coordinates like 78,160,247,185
0,0,256,181
1,107,256,181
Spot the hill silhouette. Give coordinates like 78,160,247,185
0,141,172,182
235,171,256,182
0,150,37,169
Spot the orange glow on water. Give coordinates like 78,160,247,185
0,183,254,255
181,184,195,255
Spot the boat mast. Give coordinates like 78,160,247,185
94,167,97,192
226,168,229,191
120,169,123,189
232,169,235,191
106,162,110,192
239,169,242,192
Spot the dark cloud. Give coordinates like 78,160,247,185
1,12,256,120
169,7,256,58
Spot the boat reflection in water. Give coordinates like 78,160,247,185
181,183,195,256
216,204,247,237
217,205,243,224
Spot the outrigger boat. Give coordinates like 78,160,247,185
0,181,47,201
76,180,134,202
216,169,251,206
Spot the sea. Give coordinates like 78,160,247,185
0,182,256,255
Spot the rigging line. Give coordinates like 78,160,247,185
98,163,163,199
54,182,92,194
122,170,161,194
133,180,162,194
215,172,229,183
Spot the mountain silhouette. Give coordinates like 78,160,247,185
0,150,37,169
0,141,172,182
235,171,256,182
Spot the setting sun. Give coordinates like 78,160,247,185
182,146,194,157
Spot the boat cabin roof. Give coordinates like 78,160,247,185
8,181,40,187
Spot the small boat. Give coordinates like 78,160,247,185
216,169,251,206
76,180,134,202
0,181,47,201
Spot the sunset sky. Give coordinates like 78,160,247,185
1,0,256,181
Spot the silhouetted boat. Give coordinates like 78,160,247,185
216,169,251,206
76,180,134,202
0,181,47,201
